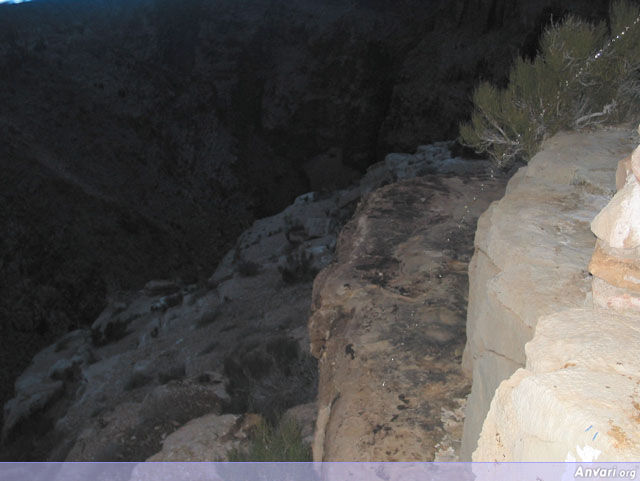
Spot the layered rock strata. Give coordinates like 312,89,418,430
309,167,506,460
464,126,640,461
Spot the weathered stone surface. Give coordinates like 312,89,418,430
309,171,506,461
633,144,640,182
462,127,639,461
592,276,640,314
475,308,640,461
616,154,633,190
385,143,492,181
588,240,640,292
146,413,260,462
461,349,522,461
591,174,640,249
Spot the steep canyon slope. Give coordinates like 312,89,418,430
1,0,609,435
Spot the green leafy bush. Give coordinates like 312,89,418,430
460,0,640,167
226,417,312,462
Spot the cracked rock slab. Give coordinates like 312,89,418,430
475,308,640,461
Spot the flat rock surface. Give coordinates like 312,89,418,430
309,171,506,461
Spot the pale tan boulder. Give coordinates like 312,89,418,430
588,240,640,292
615,154,632,191
474,308,640,461
145,413,261,462
590,174,640,249
633,144,640,183
592,276,640,314
525,308,640,375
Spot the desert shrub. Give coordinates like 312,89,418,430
223,337,318,423
226,417,312,462
460,0,640,168
278,251,317,284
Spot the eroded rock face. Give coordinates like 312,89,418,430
309,166,506,460
468,126,640,461
462,127,639,460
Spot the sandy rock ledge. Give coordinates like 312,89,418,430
463,126,640,461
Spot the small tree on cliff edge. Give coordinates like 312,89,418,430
459,0,640,168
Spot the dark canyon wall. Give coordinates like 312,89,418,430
0,0,609,425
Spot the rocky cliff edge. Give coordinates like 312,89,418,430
462,126,640,461
308,157,506,460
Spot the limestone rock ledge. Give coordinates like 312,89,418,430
462,126,640,461
309,171,506,461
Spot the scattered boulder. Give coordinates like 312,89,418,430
65,378,227,461
144,413,262,462
140,380,225,426
2,379,64,444
90,302,139,347
589,144,640,314
590,174,640,249
2,329,92,444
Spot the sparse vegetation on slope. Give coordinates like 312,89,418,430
226,417,312,462
460,0,640,167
